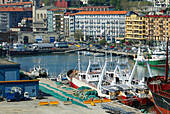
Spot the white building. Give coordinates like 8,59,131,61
69,11,129,42
153,0,169,8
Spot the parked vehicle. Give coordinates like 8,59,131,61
4,87,29,101
54,42,68,48
32,43,54,50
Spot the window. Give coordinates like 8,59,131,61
37,14,39,19
41,13,43,19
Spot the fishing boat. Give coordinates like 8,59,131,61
147,38,170,114
29,65,49,78
9,42,37,56
134,46,167,67
102,51,152,106
98,56,137,105
67,52,109,98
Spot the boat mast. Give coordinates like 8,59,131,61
165,37,169,82
78,51,81,73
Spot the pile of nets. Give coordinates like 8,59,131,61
74,86,99,100
39,83,88,108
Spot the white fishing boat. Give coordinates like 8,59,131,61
29,65,49,78
100,52,152,106
67,52,109,98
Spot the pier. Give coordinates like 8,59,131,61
86,48,136,57
0,47,136,57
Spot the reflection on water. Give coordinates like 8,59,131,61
10,53,170,77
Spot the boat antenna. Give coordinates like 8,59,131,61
110,51,112,62
165,37,169,82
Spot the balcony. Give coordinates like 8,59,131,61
126,32,132,34
127,28,132,30
134,27,139,30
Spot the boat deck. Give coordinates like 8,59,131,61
74,75,97,88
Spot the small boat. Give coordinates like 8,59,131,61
29,65,49,78
94,53,105,57
84,51,93,56
57,71,69,83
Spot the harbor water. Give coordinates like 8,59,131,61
10,53,170,77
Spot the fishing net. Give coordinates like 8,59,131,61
39,83,88,109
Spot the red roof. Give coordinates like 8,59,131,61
70,11,128,15
0,7,32,12
0,2,32,6
145,15,170,18
64,12,71,16
49,8,59,11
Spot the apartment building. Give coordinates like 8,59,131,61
125,14,146,40
153,0,169,8
63,12,71,38
47,8,65,34
0,7,32,31
69,11,130,42
145,15,170,41
33,6,58,32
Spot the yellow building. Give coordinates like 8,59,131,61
145,15,170,41
125,14,146,40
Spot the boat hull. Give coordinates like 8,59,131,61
67,76,109,98
117,95,133,106
134,59,166,67
135,97,150,105
150,90,170,114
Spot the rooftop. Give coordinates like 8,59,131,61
0,2,32,6
37,6,58,10
70,11,128,15
145,15,170,17
0,59,20,66
0,7,32,12
81,6,114,8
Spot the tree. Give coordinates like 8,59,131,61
99,38,107,45
110,0,117,7
88,0,106,6
74,30,83,41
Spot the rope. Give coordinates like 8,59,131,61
162,98,170,106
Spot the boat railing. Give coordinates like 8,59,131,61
158,90,170,98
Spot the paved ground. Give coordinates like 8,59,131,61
0,97,107,114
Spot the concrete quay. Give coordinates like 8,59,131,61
39,78,144,114
86,48,136,57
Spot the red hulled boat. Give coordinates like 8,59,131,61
147,38,170,114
